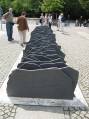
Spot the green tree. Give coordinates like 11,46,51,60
0,0,12,12
12,0,32,14
79,0,89,14
41,0,64,13
0,0,89,18
64,0,82,18
31,0,41,12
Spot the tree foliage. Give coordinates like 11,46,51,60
0,0,89,18
41,0,64,13
79,0,89,14
64,0,82,18
11,0,32,14
0,0,11,11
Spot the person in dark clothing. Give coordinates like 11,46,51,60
40,13,44,26
79,16,83,27
67,14,70,26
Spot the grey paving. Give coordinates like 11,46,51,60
55,26,89,118
0,24,89,118
0,104,17,119
55,26,89,106
0,27,21,84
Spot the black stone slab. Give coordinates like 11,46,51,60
7,26,79,99
7,68,75,99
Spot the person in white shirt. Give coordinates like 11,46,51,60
57,13,64,32
48,14,52,29
44,13,48,26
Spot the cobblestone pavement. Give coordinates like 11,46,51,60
0,24,89,119
55,26,89,118
0,26,21,86
0,104,17,119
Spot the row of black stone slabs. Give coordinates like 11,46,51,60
17,26,67,70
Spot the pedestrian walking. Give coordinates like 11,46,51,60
39,13,44,26
57,13,64,32
0,6,3,30
67,14,70,26
3,8,14,41
17,11,29,47
79,16,83,27
48,14,52,29
44,13,48,26
83,19,88,27
75,19,79,26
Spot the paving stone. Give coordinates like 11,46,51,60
7,117,14,119
85,114,89,118
10,112,16,117
0,116,3,119
3,113,9,118
0,110,4,115
12,108,16,113
4,110,10,114
15,106,65,119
